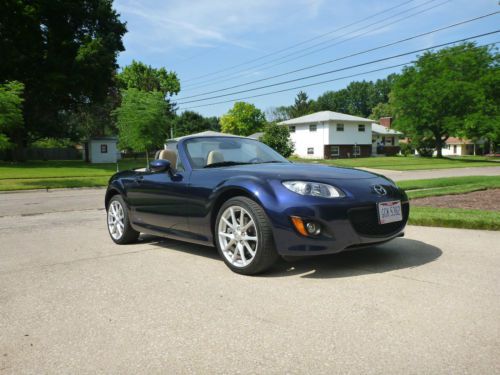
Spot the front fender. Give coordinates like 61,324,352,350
105,177,128,209
211,175,279,212
207,176,290,246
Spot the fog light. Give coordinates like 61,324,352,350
305,221,321,235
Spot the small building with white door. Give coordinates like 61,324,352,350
83,137,120,163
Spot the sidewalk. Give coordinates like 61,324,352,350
360,166,500,181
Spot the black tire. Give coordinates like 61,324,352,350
107,195,140,244
215,196,279,275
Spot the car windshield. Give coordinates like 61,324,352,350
184,137,289,169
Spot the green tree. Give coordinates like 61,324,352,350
114,89,169,163
313,75,397,117
265,106,292,122
289,91,313,118
458,59,500,153
313,90,349,113
391,43,498,157
343,81,375,117
172,111,219,137
261,122,294,157
220,102,266,136
370,101,394,120
61,82,122,140
0,0,126,147
118,60,180,97
0,81,24,150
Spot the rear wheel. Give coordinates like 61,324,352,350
215,197,279,275
107,195,139,244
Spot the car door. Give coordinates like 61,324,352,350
127,169,191,238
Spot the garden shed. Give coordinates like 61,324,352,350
83,137,120,163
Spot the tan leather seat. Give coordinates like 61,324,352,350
158,149,177,166
206,150,224,165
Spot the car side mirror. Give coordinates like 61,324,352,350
149,159,171,173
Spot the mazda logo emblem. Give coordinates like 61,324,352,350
372,185,387,195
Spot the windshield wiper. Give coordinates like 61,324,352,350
204,161,250,168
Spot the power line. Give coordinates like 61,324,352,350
181,0,419,84
178,38,499,110
176,11,499,101
182,0,447,90
177,30,500,105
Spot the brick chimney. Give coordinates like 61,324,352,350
379,117,393,128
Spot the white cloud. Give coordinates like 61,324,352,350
115,0,325,53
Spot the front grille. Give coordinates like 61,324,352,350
348,202,409,237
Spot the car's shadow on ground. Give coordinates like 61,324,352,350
139,235,442,279
267,238,442,279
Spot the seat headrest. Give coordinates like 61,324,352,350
206,150,224,165
158,149,177,166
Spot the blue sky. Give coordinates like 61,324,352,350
114,0,499,117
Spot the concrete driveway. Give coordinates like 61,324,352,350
0,189,499,374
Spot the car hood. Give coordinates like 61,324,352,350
224,162,381,180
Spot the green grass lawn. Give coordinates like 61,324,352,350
409,207,500,231
0,159,147,191
397,176,500,230
398,176,500,199
290,155,499,170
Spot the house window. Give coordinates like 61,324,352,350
353,145,361,156
289,126,295,133
358,124,365,132
100,144,108,153
309,124,317,132
453,145,457,154
307,147,314,155
330,146,339,157
337,124,344,131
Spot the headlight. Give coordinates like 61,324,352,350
282,181,344,198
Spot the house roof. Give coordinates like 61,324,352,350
371,123,403,136
248,132,264,140
89,136,117,141
167,131,241,142
279,111,374,125
446,137,475,145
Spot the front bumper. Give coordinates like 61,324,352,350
266,180,409,256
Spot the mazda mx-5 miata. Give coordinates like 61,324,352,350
105,135,409,275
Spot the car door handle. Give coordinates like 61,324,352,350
134,176,144,184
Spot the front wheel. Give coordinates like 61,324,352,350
215,197,279,275
107,195,140,244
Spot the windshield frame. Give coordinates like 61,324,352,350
181,136,290,170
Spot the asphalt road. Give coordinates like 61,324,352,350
0,189,499,374
361,165,500,181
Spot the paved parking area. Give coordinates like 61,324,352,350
0,190,499,374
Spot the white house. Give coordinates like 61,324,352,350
438,137,485,156
83,137,120,163
279,111,375,159
371,117,403,155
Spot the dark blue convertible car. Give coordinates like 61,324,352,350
106,134,409,275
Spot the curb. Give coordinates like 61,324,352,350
0,186,106,194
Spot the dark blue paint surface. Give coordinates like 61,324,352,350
106,136,409,256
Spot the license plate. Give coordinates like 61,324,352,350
377,200,403,224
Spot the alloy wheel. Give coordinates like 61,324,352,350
107,200,125,240
218,205,258,268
